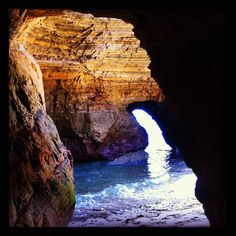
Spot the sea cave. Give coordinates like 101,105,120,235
9,9,226,227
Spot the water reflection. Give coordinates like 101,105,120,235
132,109,171,182
68,109,209,227
70,152,209,227
147,150,170,183
132,109,197,199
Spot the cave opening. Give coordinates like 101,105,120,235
131,109,171,152
131,108,200,199
8,9,218,227
69,107,210,227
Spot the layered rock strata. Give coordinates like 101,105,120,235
8,9,227,227
9,10,75,226
16,10,163,161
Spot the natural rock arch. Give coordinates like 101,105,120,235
9,9,164,226
9,9,227,227
15,9,164,161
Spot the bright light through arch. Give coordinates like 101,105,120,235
131,109,200,203
132,109,172,152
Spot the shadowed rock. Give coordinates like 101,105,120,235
9,10,75,226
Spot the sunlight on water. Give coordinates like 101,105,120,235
132,109,171,182
171,174,197,198
68,109,209,227
132,109,196,199
147,151,169,180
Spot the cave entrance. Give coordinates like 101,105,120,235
69,107,210,227
130,108,198,192
131,108,172,179
132,109,171,152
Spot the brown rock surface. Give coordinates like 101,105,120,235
9,9,227,227
9,10,75,226
16,10,163,161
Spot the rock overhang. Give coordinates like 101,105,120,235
15,9,164,161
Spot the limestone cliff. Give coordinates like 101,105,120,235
9,10,75,226
9,9,227,227
16,10,163,161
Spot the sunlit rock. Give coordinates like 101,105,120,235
15,9,164,161
8,9,227,227
9,10,75,227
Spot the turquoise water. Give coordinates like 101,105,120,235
68,109,209,227
68,149,209,227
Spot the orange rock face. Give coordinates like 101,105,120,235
15,10,164,161
9,10,75,226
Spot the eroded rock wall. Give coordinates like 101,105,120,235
16,10,163,161
98,10,226,227
9,10,75,226
9,9,227,227
132,11,227,227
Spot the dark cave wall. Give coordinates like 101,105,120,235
132,11,227,227
88,10,227,226
139,11,226,227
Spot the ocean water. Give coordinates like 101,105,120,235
68,149,210,227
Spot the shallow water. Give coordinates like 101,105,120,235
68,149,210,227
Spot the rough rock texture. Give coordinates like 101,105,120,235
16,10,163,161
132,11,227,227
9,9,227,227
100,10,226,227
9,10,75,227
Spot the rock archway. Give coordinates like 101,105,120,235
9,9,227,227
9,9,164,226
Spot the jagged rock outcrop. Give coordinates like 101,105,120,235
9,10,75,226
15,10,163,161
